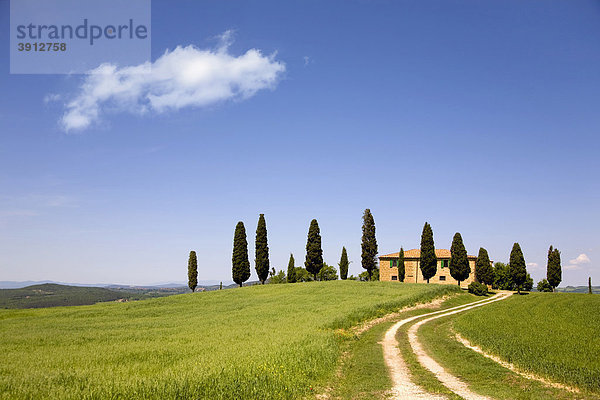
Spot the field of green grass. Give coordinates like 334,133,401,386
0,281,459,399
453,293,600,394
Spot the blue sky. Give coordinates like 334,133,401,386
0,0,599,286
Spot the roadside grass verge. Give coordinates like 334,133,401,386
0,281,458,399
453,293,600,395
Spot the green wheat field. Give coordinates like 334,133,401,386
454,293,600,392
0,281,459,400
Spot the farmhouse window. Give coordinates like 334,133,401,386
439,276,446,281
391,276,398,280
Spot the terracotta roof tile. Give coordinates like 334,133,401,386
379,249,476,259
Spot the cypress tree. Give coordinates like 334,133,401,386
255,214,270,284
547,246,562,292
398,247,406,282
287,253,296,283
419,222,437,283
449,232,470,286
509,242,527,294
232,221,250,287
475,247,493,286
339,247,349,280
589,277,593,294
361,209,378,280
187,250,198,292
305,219,323,280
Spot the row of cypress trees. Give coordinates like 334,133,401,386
409,222,562,293
229,209,378,286
232,214,270,287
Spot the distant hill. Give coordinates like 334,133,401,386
0,281,257,309
0,280,235,289
555,285,600,294
0,284,132,309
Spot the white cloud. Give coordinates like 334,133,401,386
58,31,285,132
569,254,591,265
44,93,61,104
565,253,591,270
526,262,539,269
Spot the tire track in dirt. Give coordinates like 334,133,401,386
405,293,510,400
382,295,502,399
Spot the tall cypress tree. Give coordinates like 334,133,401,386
255,214,270,284
232,221,250,287
398,247,406,282
361,209,378,280
305,219,323,280
287,253,296,283
449,232,470,286
547,245,562,292
188,250,198,292
339,247,349,280
509,242,527,294
475,247,493,285
419,222,437,283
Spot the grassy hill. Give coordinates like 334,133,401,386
0,281,459,399
453,293,600,393
0,283,130,309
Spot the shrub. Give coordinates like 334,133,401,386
359,268,379,281
523,273,534,292
294,267,313,282
317,263,338,281
269,269,286,284
468,281,488,296
537,279,553,292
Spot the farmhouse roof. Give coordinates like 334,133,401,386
379,249,476,259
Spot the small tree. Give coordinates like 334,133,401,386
509,243,527,294
338,247,349,280
493,262,513,290
398,247,406,282
419,222,437,283
232,221,251,287
318,263,338,281
294,267,313,282
305,219,323,280
187,250,198,292
255,214,270,284
361,209,378,280
537,279,553,292
359,269,379,281
475,247,493,286
523,273,534,292
269,270,286,284
589,277,593,294
449,232,470,286
286,254,297,283
546,246,562,292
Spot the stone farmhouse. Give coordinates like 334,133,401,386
379,249,477,287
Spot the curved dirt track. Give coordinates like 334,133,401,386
406,293,510,400
382,294,507,399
